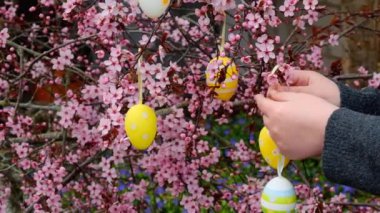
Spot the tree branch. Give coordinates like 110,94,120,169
334,73,374,81
325,202,380,211
6,39,96,83
4,132,62,143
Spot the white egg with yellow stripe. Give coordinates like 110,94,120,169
124,104,157,150
261,176,297,213
206,57,239,101
139,0,170,19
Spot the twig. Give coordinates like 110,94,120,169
62,150,105,185
283,26,299,48
291,162,311,187
3,132,62,143
6,40,96,83
13,48,25,118
15,35,97,83
169,10,212,60
334,73,374,81
294,18,369,55
25,150,105,213
23,35,97,81
0,139,59,172
0,100,60,111
325,202,380,211
155,101,189,116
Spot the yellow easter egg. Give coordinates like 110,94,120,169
259,127,290,169
205,57,239,101
124,104,157,150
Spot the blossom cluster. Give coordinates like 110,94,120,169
0,0,378,212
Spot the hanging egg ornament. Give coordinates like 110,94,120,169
205,57,239,101
124,104,157,150
138,0,170,19
261,176,297,213
259,127,290,169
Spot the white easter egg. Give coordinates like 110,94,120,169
139,0,170,19
261,176,297,213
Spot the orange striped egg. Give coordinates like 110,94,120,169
206,57,239,101
138,0,170,19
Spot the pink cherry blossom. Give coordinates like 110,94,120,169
358,66,368,75
0,28,9,48
328,34,339,46
0,1,375,212
280,0,298,17
303,0,318,10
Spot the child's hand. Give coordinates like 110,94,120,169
254,89,338,160
278,70,341,107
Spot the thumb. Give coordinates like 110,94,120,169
267,89,302,102
254,94,277,116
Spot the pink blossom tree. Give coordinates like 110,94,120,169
0,0,379,212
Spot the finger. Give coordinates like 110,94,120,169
254,94,277,116
267,90,301,102
287,70,312,86
262,115,270,127
277,85,314,94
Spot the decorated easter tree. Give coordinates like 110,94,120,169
1,0,380,212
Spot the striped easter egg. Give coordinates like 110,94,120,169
261,176,297,213
139,0,170,19
205,57,239,101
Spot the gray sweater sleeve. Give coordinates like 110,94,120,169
323,108,380,195
337,82,380,115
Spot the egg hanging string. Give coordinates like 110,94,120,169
277,155,285,177
219,12,227,53
137,49,143,104
271,64,287,178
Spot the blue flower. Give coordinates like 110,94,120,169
118,182,127,191
237,118,246,125
119,169,129,177
157,200,164,209
249,133,255,141
172,198,179,205
224,129,231,136
342,185,355,194
155,186,165,195
230,138,237,145
144,195,151,203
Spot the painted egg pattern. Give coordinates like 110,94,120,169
205,57,239,101
261,176,297,213
138,0,170,19
124,104,157,150
259,127,290,169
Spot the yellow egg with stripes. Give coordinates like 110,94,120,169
206,57,239,101
261,176,297,213
259,127,290,169
124,104,157,150
139,0,170,19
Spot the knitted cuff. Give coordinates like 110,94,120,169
322,107,380,195
336,82,363,109
322,108,353,184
